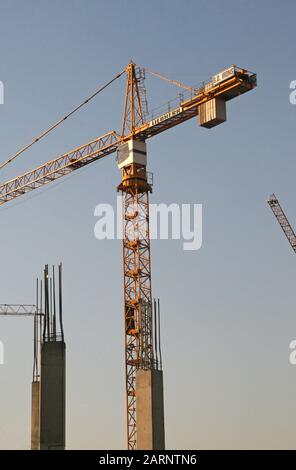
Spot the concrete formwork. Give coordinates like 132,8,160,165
40,341,66,450
31,381,40,450
136,369,165,450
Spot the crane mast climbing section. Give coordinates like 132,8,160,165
117,138,156,449
117,139,165,450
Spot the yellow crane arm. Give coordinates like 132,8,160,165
0,131,121,205
134,66,256,140
0,64,256,207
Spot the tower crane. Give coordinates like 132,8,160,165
0,304,37,315
0,62,256,449
0,302,43,448
0,304,43,380
268,194,296,253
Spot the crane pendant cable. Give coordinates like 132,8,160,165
0,68,125,171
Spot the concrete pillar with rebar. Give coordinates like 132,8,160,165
33,263,66,450
136,369,165,450
31,381,40,450
40,341,66,450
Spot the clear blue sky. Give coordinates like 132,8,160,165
0,0,296,449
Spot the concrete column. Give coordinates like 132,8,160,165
136,369,165,450
31,381,40,450
40,341,66,450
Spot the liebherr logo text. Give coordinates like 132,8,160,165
149,107,182,127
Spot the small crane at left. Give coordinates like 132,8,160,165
0,303,43,449
0,262,65,450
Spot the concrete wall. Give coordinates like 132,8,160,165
136,369,165,450
31,381,40,450
40,341,66,450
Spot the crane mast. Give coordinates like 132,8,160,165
118,62,156,449
268,194,296,253
0,61,256,449
118,160,153,449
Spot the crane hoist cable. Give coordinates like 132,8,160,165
0,68,126,171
